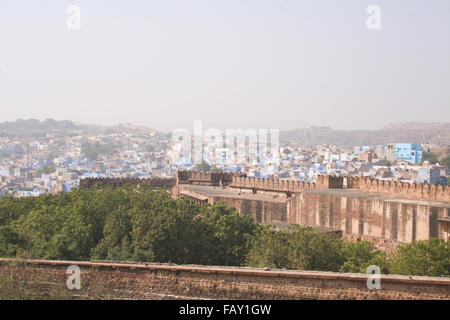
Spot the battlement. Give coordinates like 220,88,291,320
325,175,449,203
228,174,347,193
355,176,450,203
177,170,237,186
79,177,176,189
316,174,344,189
230,175,318,193
176,171,450,203
177,171,324,192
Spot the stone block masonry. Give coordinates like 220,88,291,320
79,177,176,189
0,258,449,300
175,171,450,246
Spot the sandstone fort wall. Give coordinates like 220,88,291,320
79,177,176,189
176,171,450,245
177,171,449,203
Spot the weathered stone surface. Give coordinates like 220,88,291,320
0,259,448,300
79,177,176,189
176,172,450,247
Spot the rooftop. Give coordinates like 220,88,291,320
179,185,290,203
179,185,450,208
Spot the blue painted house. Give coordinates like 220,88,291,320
395,143,424,163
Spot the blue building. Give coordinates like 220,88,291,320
63,183,78,193
418,167,440,185
394,143,424,163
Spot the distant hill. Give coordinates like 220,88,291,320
0,119,81,138
0,119,160,138
280,122,450,148
1,120,448,149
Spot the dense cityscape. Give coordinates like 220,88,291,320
0,119,448,198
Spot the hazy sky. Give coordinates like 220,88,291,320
0,0,449,132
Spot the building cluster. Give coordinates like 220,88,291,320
273,142,448,186
0,129,172,197
171,139,449,186
0,129,448,198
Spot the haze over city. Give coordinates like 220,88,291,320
1,0,449,131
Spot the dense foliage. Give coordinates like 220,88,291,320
0,185,448,277
81,141,122,161
245,225,389,274
441,155,450,168
421,152,439,164
390,239,449,277
36,163,56,176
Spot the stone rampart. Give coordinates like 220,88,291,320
356,177,449,203
79,177,176,189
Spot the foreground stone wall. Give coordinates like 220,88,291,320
0,259,449,300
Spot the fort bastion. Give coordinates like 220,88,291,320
175,171,450,249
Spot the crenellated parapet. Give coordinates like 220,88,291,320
177,170,236,186
79,177,176,189
230,175,317,193
358,177,449,203
176,171,450,203
346,176,360,189
180,172,347,193
315,175,344,189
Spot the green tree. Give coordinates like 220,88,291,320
0,196,40,225
246,225,346,272
390,239,449,277
440,155,450,167
287,226,344,272
245,226,291,269
200,202,259,266
195,160,211,172
91,205,133,260
36,163,56,176
421,152,438,164
339,241,389,274
130,190,200,263
81,141,120,161
143,144,154,153
0,226,27,257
